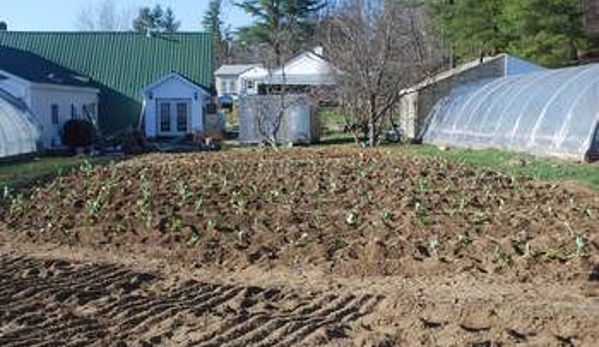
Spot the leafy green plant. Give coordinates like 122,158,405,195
493,245,514,267
346,210,358,226
9,193,26,216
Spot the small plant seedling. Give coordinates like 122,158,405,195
296,232,310,248
574,235,588,256
545,248,567,262
493,245,514,267
9,194,26,216
187,229,200,247
346,211,358,226
429,237,440,256
237,230,248,244
169,217,184,233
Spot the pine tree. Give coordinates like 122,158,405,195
133,4,180,33
162,7,181,33
235,0,324,58
429,0,508,62
503,0,592,67
202,0,228,66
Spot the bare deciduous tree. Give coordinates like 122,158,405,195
76,0,134,31
323,0,443,147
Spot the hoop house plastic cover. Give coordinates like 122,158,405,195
422,64,599,160
0,90,40,158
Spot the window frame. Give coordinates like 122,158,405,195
51,104,59,125
159,102,171,133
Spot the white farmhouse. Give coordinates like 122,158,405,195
238,47,336,94
0,47,99,149
141,73,212,138
214,64,261,99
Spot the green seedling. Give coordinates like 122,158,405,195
545,248,567,262
9,194,26,216
574,235,588,256
493,245,514,267
346,211,358,226
296,232,310,248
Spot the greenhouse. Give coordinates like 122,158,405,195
0,89,40,158
422,63,599,161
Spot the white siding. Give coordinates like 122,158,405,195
28,85,99,148
143,75,209,138
215,76,239,97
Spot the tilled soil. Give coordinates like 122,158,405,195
2,148,597,281
0,252,382,347
0,148,598,346
0,244,597,347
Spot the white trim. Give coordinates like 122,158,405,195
144,73,210,96
29,82,99,94
0,69,33,87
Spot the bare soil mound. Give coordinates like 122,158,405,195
1,148,598,281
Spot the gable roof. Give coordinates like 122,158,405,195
144,72,211,94
215,64,261,76
0,46,94,88
0,31,212,134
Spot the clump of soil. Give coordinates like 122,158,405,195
2,148,598,281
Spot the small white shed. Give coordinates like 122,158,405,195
142,73,211,138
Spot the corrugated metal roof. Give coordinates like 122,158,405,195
0,32,212,134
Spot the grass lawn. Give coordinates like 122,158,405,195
394,144,599,190
0,156,111,190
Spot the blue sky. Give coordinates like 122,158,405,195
1,0,253,32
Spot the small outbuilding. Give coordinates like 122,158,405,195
141,73,211,138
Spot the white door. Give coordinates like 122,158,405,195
157,99,191,137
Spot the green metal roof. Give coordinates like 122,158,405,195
0,32,213,134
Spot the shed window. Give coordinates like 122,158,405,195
228,80,237,93
51,104,59,125
220,80,227,93
176,103,188,132
70,104,78,119
160,102,171,132
246,80,255,89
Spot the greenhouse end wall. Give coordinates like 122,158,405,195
422,64,599,161
0,91,40,158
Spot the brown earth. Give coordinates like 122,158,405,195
0,147,598,346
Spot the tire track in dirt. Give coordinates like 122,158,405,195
0,255,381,346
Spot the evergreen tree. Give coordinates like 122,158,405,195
429,0,508,62
0,21,7,31
202,0,229,66
235,0,324,58
133,4,179,33
429,0,599,67
503,0,592,67
162,7,181,33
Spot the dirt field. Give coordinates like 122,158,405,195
1,148,598,346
